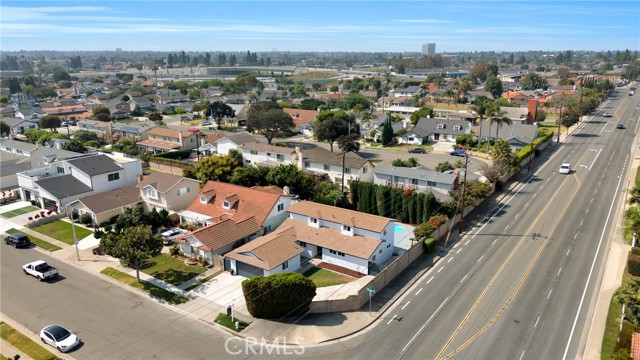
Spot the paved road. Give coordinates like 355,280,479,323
1,247,235,359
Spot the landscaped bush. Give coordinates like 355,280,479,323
80,213,93,226
628,253,640,276
152,150,192,160
631,247,640,256
71,210,79,220
170,244,181,257
424,237,437,253
242,272,316,319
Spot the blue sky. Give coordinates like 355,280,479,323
1,1,638,52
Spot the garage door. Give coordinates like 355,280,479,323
236,262,262,278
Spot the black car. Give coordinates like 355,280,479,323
408,148,426,154
617,123,625,129
4,233,31,248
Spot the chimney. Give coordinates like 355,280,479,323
137,174,144,183
527,99,538,125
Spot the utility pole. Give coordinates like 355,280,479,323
528,140,534,172
557,104,563,143
459,152,469,234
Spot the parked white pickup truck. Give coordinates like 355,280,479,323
23,260,59,281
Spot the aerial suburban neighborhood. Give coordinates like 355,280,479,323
0,1,639,359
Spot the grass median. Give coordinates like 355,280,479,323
141,255,207,286
0,321,57,360
101,267,189,305
6,228,61,252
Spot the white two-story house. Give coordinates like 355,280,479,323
295,146,374,186
137,127,198,153
240,143,297,167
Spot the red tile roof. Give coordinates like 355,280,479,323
185,181,282,225
288,200,391,233
633,332,640,360
282,108,318,127
225,226,304,271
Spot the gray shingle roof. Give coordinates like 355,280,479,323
66,154,122,176
35,174,93,198
0,139,37,153
301,146,369,169
414,118,469,136
374,165,457,184
71,185,141,214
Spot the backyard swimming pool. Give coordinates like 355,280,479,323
394,224,405,233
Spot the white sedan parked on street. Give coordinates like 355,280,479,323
559,163,571,174
40,324,81,352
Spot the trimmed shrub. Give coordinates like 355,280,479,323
170,244,181,257
80,213,93,225
424,237,437,254
632,247,640,256
495,179,505,191
628,253,640,276
242,272,316,319
71,210,79,220
153,150,192,160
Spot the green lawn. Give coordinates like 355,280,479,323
6,228,61,251
601,296,623,360
303,267,352,287
141,255,207,286
184,271,222,291
0,321,58,360
214,313,249,332
0,205,39,218
101,267,189,305
31,220,93,245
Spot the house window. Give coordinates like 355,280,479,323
454,125,462,131
408,137,415,141
107,172,120,181
437,124,445,129
344,168,351,174
324,164,330,171
200,195,207,203
277,154,285,162
267,152,271,156
310,217,318,224
250,150,258,155
427,181,437,187
411,178,418,185
363,165,368,174
304,161,310,168
277,203,284,211
176,187,190,196
282,260,289,270
264,224,272,233
57,166,64,174
147,188,158,199
223,201,230,209
343,225,351,232
372,255,376,261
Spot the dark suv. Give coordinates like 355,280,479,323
5,233,31,248
408,148,426,154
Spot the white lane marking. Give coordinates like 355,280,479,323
447,257,454,263
591,198,594,203
589,148,602,170
505,225,510,231
558,268,562,276
465,240,470,246
457,248,462,254
566,249,571,256
401,301,411,310
402,297,449,352
477,255,484,263
563,149,622,360
438,267,444,273
387,315,397,325
492,239,497,246
586,209,589,214
416,288,423,296
519,350,526,360
515,213,520,219
547,289,553,299
580,220,584,226
534,316,540,328
574,233,578,240
460,274,468,283
541,185,545,190
426,276,434,284
525,202,530,208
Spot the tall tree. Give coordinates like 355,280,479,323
148,112,163,124
337,134,361,192
484,76,504,98
0,120,10,137
39,115,62,132
205,101,235,130
99,225,162,283
493,114,513,139
247,101,294,144
189,153,243,183
382,117,394,146
313,116,349,152
409,105,434,126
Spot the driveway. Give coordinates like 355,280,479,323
187,271,251,317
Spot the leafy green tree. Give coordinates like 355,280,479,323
299,98,325,110
392,158,419,167
148,112,163,123
329,85,339,93
484,76,504,98
313,181,343,206
190,154,242,183
491,139,520,174
205,101,235,130
5,77,22,94
93,106,111,117
242,272,316,318
0,121,10,137
520,72,548,90
436,161,454,172
614,279,640,327
52,68,71,82
628,186,640,206
337,134,360,191
112,138,140,155
410,105,434,126
381,117,394,146
266,164,300,188
62,139,87,153
313,116,349,152
99,225,162,283
246,101,293,144
492,114,513,139
39,115,62,132
230,166,271,187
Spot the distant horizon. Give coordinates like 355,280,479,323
1,1,638,53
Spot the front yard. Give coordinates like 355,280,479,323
0,205,39,218
6,228,62,251
303,267,353,287
31,220,93,245
101,267,189,305
141,255,207,286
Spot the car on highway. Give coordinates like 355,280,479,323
603,112,612,117
617,123,625,129
4,233,31,248
559,163,571,174
408,148,426,154
630,91,635,96
40,324,81,353
450,149,466,157
160,228,188,245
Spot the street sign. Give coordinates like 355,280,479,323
366,287,376,293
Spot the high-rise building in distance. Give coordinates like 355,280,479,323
421,43,436,56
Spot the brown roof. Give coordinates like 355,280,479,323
225,226,304,271
633,333,640,360
251,185,286,196
288,201,391,233
241,142,296,155
137,139,181,150
178,217,262,252
204,132,228,144
147,127,194,137
71,185,141,214
136,172,199,193
282,108,318,127
302,146,370,169
185,181,282,225
281,218,381,259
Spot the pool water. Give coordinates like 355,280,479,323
394,224,405,233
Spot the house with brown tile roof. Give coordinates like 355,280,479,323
501,91,531,106
179,181,293,235
137,126,198,153
66,185,142,226
175,217,263,264
226,201,397,277
136,172,201,212
282,108,318,135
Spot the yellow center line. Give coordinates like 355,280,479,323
434,153,587,360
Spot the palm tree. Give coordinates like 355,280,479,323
625,206,640,240
493,115,513,139
469,103,488,148
629,185,640,205
444,89,455,105
485,104,507,153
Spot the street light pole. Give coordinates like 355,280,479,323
458,152,469,234
65,196,80,261
528,140,534,172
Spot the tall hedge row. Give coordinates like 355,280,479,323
628,254,640,276
242,272,316,319
349,180,443,225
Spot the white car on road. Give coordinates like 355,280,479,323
40,324,81,353
559,163,571,174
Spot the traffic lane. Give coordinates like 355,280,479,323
0,246,234,360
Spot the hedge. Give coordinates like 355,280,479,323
632,247,640,256
242,272,316,319
424,237,437,253
628,253,640,276
152,149,193,160
148,157,191,168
